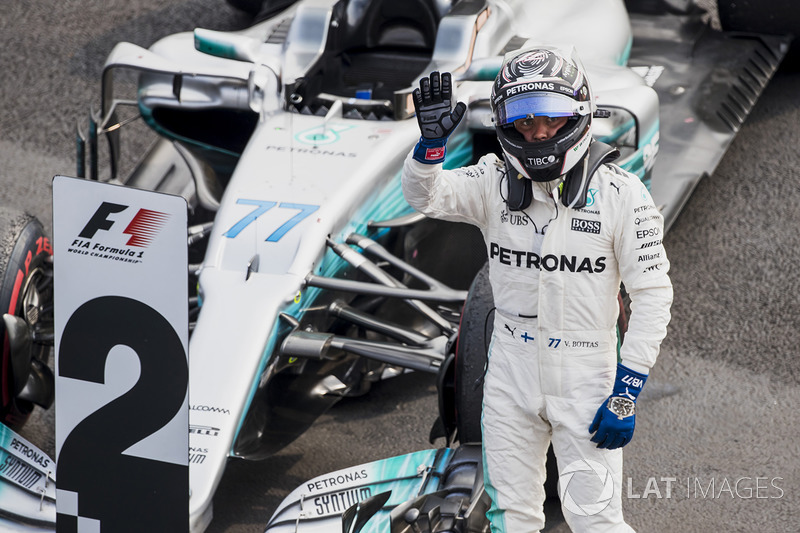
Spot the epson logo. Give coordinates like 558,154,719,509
527,155,556,167
636,227,660,239
571,218,601,234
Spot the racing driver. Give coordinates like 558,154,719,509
401,47,673,532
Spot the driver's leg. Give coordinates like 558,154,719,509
481,315,551,533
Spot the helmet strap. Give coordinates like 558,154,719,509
561,141,620,209
504,162,533,211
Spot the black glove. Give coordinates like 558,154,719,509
411,71,466,164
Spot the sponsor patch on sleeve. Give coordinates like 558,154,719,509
425,147,445,160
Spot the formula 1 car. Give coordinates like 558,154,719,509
263,443,489,533
0,0,790,530
0,423,56,532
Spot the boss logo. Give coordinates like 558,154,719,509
571,218,601,234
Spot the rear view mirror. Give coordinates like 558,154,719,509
194,28,262,63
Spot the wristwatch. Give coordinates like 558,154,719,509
607,396,635,419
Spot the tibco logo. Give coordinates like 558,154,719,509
526,155,556,167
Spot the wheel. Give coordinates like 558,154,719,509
717,0,799,34
717,0,800,67
225,0,265,16
454,261,560,499
454,261,493,444
0,207,54,429
226,0,296,20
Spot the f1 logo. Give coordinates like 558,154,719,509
79,202,127,239
79,201,170,247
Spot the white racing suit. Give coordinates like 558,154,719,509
402,151,672,532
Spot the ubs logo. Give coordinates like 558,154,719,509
500,209,528,226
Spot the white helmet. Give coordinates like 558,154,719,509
491,46,594,183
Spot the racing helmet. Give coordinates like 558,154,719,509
491,47,593,182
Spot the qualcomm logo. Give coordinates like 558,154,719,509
559,459,614,516
295,124,355,146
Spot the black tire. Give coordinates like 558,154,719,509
225,0,265,16
717,0,798,34
455,261,559,499
0,207,53,429
717,0,800,68
454,261,493,444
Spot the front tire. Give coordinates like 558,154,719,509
0,207,54,429
455,262,558,499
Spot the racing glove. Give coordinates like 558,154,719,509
589,363,648,450
411,71,466,164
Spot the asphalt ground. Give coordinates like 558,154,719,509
1,1,799,532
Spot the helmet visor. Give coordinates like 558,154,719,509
496,92,591,126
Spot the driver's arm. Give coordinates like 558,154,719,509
614,173,673,374
402,152,496,228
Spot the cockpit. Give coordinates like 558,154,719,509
281,0,488,120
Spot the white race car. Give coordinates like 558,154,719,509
0,0,791,530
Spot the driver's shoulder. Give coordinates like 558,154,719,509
592,163,641,195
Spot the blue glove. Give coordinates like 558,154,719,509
589,363,648,450
411,71,466,164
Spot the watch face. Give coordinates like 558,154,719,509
608,397,635,419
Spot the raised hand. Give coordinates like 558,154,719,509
411,71,466,164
